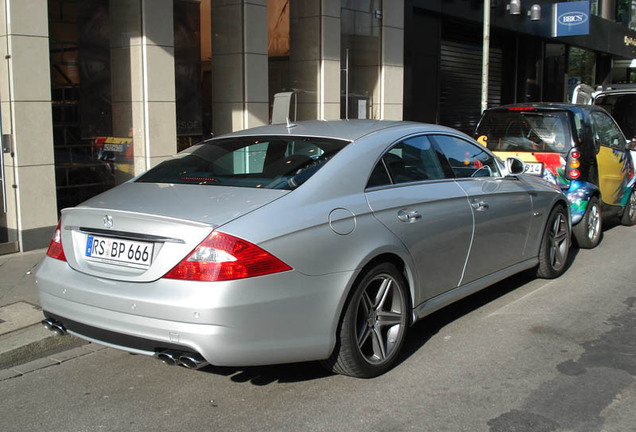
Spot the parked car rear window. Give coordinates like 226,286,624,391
137,136,349,190
476,110,573,154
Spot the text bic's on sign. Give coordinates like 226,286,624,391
558,12,588,26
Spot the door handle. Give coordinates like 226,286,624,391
397,209,421,223
471,200,489,211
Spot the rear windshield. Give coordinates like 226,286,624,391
136,136,349,190
475,110,573,154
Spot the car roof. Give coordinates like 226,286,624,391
210,119,465,142
484,102,601,114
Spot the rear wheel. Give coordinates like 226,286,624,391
572,196,602,249
621,189,636,226
325,262,409,378
536,205,570,279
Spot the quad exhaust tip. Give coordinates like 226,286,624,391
155,350,209,370
42,318,67,336
41,320,208,370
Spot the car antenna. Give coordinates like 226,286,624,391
286,117,297,129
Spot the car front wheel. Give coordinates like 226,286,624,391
573,196,602,249
325,262,409,378
536,205,570,279
621,189,636,226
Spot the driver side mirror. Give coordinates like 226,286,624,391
505,157,525,175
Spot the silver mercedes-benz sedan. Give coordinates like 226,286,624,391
36,120,571,378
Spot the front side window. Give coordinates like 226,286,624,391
367,136,446,187
137,136,348,190
591,111,625,149
430,135,499,178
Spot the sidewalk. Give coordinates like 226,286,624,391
0,249,86,375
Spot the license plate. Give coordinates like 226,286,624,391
523,162,544,176
85,235,154,269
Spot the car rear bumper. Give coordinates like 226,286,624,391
36,257,354,366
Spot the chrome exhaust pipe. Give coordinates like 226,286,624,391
156,350,180,366
41,319,67,336
178,353,209,370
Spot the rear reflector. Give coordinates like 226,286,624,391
163,232,291,281
46,220,67,262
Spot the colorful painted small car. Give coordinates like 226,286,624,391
475,103,636,248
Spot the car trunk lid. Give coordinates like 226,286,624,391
59,183,288,282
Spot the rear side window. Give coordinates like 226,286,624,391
475,110,572,153
590,111,625,149
137,136,348,190
595,94,636,139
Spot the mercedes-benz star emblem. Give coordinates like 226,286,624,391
104,215,114,229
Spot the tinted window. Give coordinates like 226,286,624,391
595,94,636,139
137,136,348,190
431,135,499,178
367,136,445,187
475,109,571,153
591,111,625,149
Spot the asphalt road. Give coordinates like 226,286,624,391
1,222,634,432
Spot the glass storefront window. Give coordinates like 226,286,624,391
49,0,211,211
568,47,596,94
175,0,211,151
268,0,291,121
49,0,122,211
341,0,382,120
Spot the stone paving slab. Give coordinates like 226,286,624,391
0,302,43,336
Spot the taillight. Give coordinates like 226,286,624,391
163,232,292,281
46,220,67,262
566,148,582,180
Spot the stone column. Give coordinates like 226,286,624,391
290,0,340,121
379,3,403,120
110,0,177,177
110,0,177,176
0,0,57,251
212,0,268,135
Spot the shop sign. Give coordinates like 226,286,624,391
553,1,590,37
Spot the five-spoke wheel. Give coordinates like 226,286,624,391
537,205,570,279
325,262,409,378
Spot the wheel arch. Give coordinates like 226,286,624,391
566,181,600,225
333,251,415,338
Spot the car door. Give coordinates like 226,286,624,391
590,110,634,206
429,134,534,284
365,135,474,304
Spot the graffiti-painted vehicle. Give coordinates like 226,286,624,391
475,103,636,248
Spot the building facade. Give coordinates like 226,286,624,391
0,0,635,254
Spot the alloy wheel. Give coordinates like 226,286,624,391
586,203,601,242
549,212,569,271
355,273,406,365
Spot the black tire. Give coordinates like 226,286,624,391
572,196,602,249
324,262,409,378
621,189,636,226
536,205,570,279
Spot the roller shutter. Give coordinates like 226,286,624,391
439,29,502,134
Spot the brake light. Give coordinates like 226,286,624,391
164,232,292,281
46,220,67,262
566,148,582,180
508,106,535,111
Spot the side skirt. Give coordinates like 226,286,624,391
411,258,539,323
